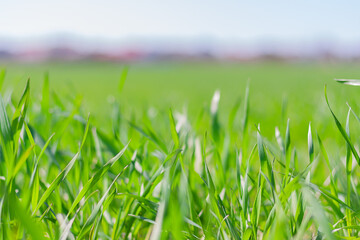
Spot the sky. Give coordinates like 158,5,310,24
1,1,360,43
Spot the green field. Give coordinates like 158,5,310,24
3,61,360,131
3,61,360,150
2,61,360,239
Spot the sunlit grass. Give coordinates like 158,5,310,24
1,67,360,239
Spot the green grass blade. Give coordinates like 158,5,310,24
228,97,241,131
118,66,129,93
0,94,14,177
0,69,5,91
324,85,360,165
11,79,30,138
316,132,338,196
308,123,314,163
345,108,352,235
169,108,179,148
12,144,34,178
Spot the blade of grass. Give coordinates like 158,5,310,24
345,108,352,236
169,108,179,149
0,69,5,91
324,85,360,165
0,94,14,178
118,66,129,93
12,144,34,178
308,123,314,163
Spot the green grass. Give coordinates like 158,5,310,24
1,61,360,239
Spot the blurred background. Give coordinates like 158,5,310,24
1,1,360,139
2,1,360,61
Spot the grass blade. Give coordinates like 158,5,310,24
118,66,129,93
169,108,179,148
324,85,360,165
0,69,5,91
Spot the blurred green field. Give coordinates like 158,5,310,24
2,60,360,146
3,61,360,110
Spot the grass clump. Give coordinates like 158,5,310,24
1,71,360,239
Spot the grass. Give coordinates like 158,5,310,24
1,61,360,239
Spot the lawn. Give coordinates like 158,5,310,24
1,60,360,239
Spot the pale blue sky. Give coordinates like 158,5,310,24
1,1,359,42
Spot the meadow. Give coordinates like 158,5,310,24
1,60,360,239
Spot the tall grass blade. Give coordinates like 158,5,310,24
325,85,360,165
118,66,129,93
0,69,5,91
